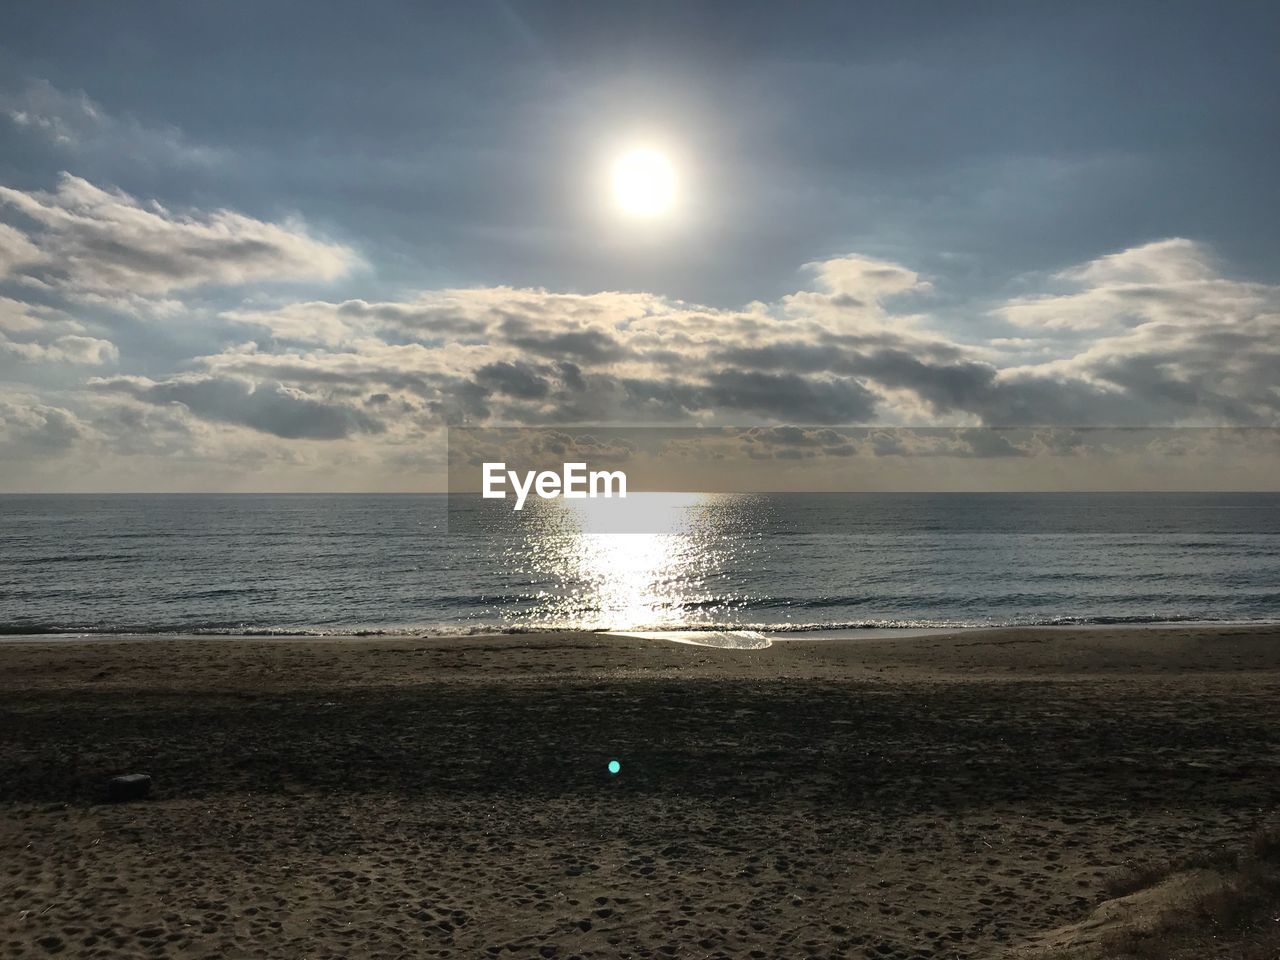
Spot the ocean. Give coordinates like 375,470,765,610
2,492,1278,636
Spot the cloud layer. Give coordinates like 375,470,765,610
1,172,1278,489
207,239,1280,433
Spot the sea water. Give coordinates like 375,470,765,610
1,492,1278,636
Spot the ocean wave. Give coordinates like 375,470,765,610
2,613,1274,639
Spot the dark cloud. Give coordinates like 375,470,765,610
499,320,629,365
714,341,1003,419
473,361,550,400
427,377,492,425
91,375,384,440
953,428,1029,458
850,350,998,416
714,342,845,374
702,370,878,424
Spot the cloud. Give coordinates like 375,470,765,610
227,296,492,347
802,254,930,302
227,288,662,352
0,298,50,336
0,393,94,453
711,341,1001,418
181,240,1280,435
702,369,878,423
782,254,933,327
0,297,118,365
90,374,386,440
500,321,628,364
997,238,1269,331
1064,237,1216,285
4,232,1278,490
473,361,551,400
998,240,1280,423
2,79,224,168
0,174,358,294
449,428,640,473
1,333,118,365
0,222,42,278
735,426,1030,459
206,259,957,426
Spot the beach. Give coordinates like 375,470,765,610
3,626,1280,959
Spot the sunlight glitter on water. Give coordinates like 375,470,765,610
498,493,763,632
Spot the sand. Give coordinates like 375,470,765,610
3,625,1280,959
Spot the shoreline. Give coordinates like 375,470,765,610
3,617,1278,646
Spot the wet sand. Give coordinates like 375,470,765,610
3,626,1280,959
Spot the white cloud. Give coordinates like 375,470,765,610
1,333,118,365
803,253,930,301
1063,237,1216,285
997,240,1280,423
0,297,118,365
0,222,42,278
997,238,1272,331
0,391,96,453
0,297,50,335
0,174,358,294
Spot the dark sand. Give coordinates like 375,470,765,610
3,626,1280,959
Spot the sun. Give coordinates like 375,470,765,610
610,147,677,218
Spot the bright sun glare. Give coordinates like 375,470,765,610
611,148,676,218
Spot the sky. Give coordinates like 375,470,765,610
0,1,1278,491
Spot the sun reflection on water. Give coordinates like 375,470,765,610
492,492,766,631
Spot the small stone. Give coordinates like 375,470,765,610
107,773,152,802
